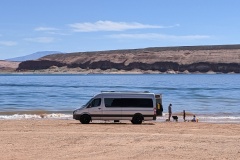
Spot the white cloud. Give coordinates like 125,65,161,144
0,41,17,46
24,37,55,43
108,33,210,40
34,27,59,31
69,21,172,32
46,31,71,36
34,27,70,36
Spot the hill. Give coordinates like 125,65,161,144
0,60,20,72
16,44,240,73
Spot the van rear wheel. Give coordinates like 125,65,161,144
80,115,91,124
132,114,143,124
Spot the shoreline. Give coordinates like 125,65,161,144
0,69,238,75
0,65,239,75
1,112,240,124
0,119,239,159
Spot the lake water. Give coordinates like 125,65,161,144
0,74,239,123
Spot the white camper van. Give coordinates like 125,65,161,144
73,91,162,124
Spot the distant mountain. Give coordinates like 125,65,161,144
6,51,62,62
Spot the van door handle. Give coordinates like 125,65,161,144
98,108,101,110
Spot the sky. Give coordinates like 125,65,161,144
0,0,240,59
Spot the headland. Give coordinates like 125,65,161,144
1,44,240,74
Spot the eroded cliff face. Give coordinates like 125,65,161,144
17,45,240,73
18,60,66,70
17,60,240,73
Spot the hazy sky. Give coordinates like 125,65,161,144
1,0,240,59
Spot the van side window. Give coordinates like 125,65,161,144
104,98,122,107
91,98,101,107
104,98,153,108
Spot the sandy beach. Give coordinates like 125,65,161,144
0,119,239,160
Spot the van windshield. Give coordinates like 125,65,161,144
84,98,93,107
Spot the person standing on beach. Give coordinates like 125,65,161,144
160,103,163,116
183,110,186,122
168,104,172,121
157,103,163,116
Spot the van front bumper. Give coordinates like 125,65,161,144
73,114,81,120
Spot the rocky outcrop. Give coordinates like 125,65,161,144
17,44,240,73
17,60,66,70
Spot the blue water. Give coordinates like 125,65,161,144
0,74,240,122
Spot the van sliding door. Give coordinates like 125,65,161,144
103,98,122,120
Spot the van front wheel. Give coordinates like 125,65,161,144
132,114,143,124
80,115,91,124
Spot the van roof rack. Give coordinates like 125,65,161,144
101,91,150,93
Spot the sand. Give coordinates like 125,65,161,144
0,119,239,160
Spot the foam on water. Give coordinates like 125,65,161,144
1,113,239,124
157,114,240,123
197,116,240,123
0,113,72,120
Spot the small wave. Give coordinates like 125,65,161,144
0,113,72,120
1,113,240,123
157,114,240,123
197,116,240,123
198,116,240,120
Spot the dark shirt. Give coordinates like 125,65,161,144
168,105,172,113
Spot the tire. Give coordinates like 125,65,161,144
132,114,143,124
80,115,91,124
